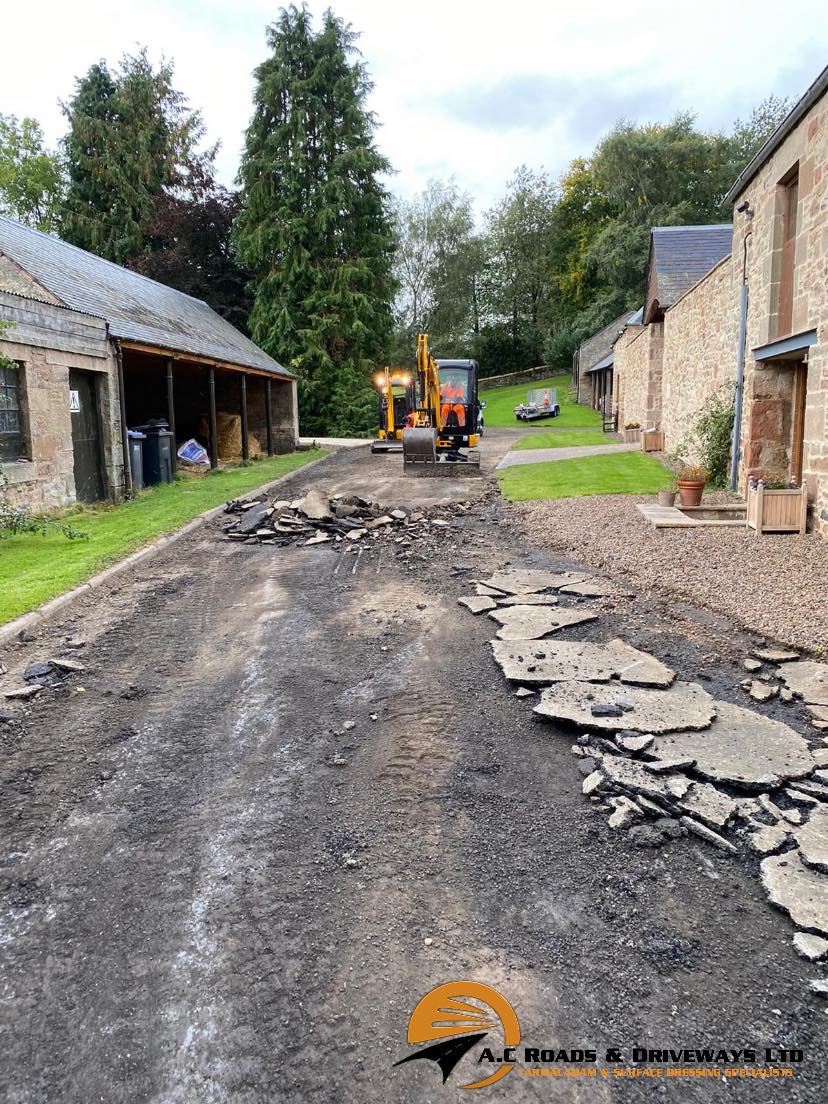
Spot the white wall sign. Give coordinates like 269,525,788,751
69,389,80,413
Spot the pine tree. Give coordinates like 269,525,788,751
235,5,396,437
61,50,203,265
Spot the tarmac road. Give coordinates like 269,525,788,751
1,441,826,1102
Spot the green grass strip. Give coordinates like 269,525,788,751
0,450,327,624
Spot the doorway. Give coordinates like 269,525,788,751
69,368,105,503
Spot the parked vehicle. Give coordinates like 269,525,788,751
514,388,560,421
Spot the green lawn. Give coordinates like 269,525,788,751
497,452,670,502
513,429,610,451
480,374,603,428
0,450,326,625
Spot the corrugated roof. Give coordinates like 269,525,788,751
587,352,614,373
650,225,732,308
0,216,291,377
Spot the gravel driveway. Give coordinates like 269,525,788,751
514,493,828,651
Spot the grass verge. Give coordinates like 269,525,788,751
513,429,611,451
497,451,670,502
480,374,603,429
0,450,327,625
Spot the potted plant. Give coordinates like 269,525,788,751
624,421,641,444
676,465,710,507
657,470,678,507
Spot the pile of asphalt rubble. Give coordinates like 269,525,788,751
223,487,469,557
459,567,828,985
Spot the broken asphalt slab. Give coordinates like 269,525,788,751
654,700,814,788
761,851,828,935
489,638,675,687
534,680,716,734
481,569,588,595
779,660,828,706
795,805,828,873
488,606,598,640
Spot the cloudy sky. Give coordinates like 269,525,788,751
3,0,827,211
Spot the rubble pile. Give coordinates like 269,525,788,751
222,487,472,560
456,565,828,948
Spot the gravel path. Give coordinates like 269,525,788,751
496,442,638,469
513,493,828,651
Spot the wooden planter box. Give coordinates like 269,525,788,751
641,429,664,452
624,427,641,444
746,483,808,536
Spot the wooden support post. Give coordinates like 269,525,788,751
240,373,249,462
165,358,177,472
265,378,274,456
208,366,218,469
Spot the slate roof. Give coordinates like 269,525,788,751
0,216,291,377
649,225,732,310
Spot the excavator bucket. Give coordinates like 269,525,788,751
402,427,437,465
403,427,482,477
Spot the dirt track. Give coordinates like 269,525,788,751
1,439,826,1102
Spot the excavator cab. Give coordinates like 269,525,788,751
371,369,416,453
436,360,480,448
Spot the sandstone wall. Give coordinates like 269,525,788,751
0,292,123,509
613,322,663,431
661,255,739,458
735,85,828,534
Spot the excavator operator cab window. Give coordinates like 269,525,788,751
438,367,470,429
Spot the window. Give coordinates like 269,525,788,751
777,168,799,337
0,360,24,460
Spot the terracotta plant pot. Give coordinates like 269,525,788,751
657,490,677,507
677,479,706,507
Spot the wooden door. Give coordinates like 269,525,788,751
790,361,807,485
69,369,105,503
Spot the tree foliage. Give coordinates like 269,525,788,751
61,49,204,264
129,158,251,333
391,179,480,361
235,5,396,436
0,115,65,232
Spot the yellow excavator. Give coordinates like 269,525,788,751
371,367,416,453
402,333,482,476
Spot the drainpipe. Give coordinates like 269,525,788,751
114,338,133,499
729,210,753,492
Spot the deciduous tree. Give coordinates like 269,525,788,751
0,116,64,232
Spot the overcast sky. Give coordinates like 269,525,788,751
3,0,827,212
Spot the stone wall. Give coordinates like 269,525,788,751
734,84,828,534
660,255,738,458
575,309,636,403
480,365,556,391
0,292,123,510
613,322,663,431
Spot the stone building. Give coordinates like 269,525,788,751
0,216,297,509
613,225,732,432
607,64,828,535
572,307,640,415
725,65,828,534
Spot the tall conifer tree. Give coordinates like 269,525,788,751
235,6,395,436
61,50,202,265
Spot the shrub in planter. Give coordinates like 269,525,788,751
676,465,710,507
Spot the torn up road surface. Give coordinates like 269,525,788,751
1,441,826,1102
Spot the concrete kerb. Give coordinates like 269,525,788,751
0,453,332,651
